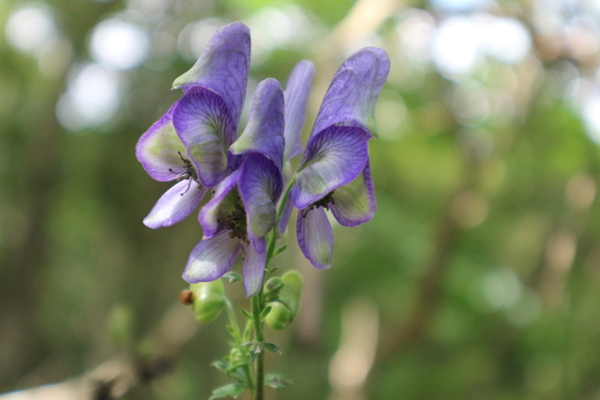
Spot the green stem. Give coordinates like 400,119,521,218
224,299,242,344
250,175,296,400
224,299,255,393
251,295,265,400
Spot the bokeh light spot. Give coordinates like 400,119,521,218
481,268,522,311
56,63,122,131
90,18,150,70
481,16,531,64
177,18,225,62
5,2,56,54
433,16,480,78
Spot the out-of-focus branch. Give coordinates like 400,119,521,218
0,304,198,400
318,0,405,56
377,187,463,360
328,298,379,400
311,0,406,104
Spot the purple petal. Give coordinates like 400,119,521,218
143,180,208,229
172,22,250,127
276,163,295,234
238,154,283,242
230,78,285,170
183,230,242,283
312,48,390,138
276,193,294,235
296,207,333,269
291,126,369,210
199,170,241,237
173,87,236,187
283,60,314,161
242,240,266,297
135,103,188,182
330,162,375,227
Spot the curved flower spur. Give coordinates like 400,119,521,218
135,22,250,228
290,47,390,269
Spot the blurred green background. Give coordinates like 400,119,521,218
2,0,600,399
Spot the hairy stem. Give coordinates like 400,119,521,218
249,175,296,399
251,295,265,400
224,299,254,393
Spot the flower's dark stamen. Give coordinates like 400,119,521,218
168,152,202,196
303,191,335,218
222,200,249,243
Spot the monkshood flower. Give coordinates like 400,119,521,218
182,79,285,297
291,47,390,269
135,22,250,228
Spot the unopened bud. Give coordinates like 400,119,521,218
265,270,303,330
190,280,226,323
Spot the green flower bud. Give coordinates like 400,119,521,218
280,270,303,317
265,301,293,330
190,280,226,324
229,346,251,368
264,277,284,301
265,270,304,330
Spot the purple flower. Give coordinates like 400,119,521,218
135,22,250,228
182,79,285,297
291,47,390,269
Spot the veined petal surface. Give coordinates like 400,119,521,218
242,240,266,297
238,154,283,243
283,60,314,161
199,170,241,237
143,180,208,229
291,126,369,209
276,193,294,236
173,87,236,188
230,78,285,169
172,22,250,127
183,230,242,283
276,162,295,235
330,162,375,227
136,103,188,182
312,47,390,138
296,207,333,269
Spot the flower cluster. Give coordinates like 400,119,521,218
136,22,389,297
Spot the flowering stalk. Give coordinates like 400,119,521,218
136,21,389,400
223,298,254,393
250,295,265,400
249,175,296,399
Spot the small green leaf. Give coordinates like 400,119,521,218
249,343,262,362
241,309,253,319
226,369,246,383
223,272,242,283
229,347,250,368
264,277,284,295
265,373,292,389
263,342,282,354
265,265,280,274
209,383,245,399
273,245,287,256
212,359,231,372
226,325,237,337
260,306,272,320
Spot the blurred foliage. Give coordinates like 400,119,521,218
2,0,600,399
